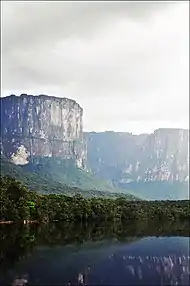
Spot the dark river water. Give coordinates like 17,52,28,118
0,221,189,285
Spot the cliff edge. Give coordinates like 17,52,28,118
0,94,86,168
85,128,189,183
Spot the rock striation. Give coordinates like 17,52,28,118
0,94,86,168
84,129,189,183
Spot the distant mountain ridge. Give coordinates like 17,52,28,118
0,94,189,200
84,129,189,200
84,128,189,184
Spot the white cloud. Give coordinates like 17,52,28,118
1,1,189,133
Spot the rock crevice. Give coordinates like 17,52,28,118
84,129,189,183
0,94,86,168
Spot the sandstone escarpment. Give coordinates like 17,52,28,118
0,94,86,168
84,129,189,183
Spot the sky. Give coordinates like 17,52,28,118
1,1,189,134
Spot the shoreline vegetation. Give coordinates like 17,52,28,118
0,220,38,224
0,176,190,224
0,220,189,281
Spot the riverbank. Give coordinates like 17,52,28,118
0,220,38,224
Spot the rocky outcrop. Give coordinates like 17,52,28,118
84,129,189,184
0,94,86,168
0,94,188,186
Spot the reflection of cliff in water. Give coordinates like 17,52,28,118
5,238,190,286
0,221,189,286
73,252,190,286
0,222,141,280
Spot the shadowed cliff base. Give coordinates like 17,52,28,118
0,156,137,199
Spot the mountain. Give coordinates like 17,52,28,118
84,129,189,183
0,94,86,168
1,94,188,200
84,130,189,200
0,94,137,200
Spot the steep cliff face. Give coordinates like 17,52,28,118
138,129,189,182
0,94,86,168
84,129,189,184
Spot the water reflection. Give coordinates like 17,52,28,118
61,244,189,286
0,221,189,285
11,275,28,286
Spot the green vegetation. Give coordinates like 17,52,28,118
0,155,136,199
1,219,189,277
1,176,189,223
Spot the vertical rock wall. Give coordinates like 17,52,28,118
84,129,189,183
0,94,86,168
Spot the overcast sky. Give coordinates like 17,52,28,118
1,1,189,134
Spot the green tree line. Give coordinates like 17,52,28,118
0,176,189,223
